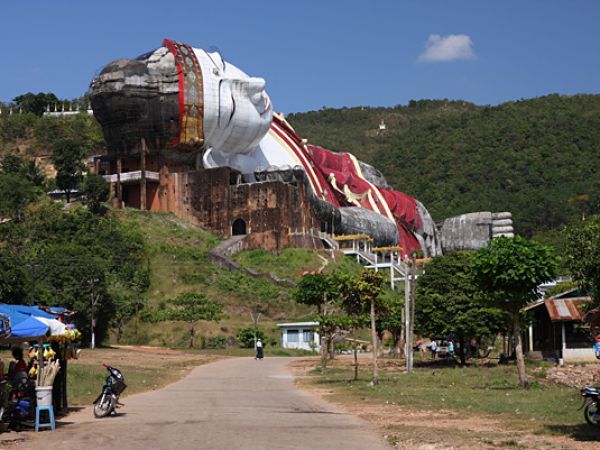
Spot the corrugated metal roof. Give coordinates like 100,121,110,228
544,298,589,321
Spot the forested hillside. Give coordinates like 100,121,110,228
2,93,599,238
287,95,600,237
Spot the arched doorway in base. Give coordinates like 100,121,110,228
232,218,247,236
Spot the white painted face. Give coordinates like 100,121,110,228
192,48,273,155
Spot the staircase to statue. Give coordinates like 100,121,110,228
289,228,409,290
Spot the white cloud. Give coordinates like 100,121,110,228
418,34,476,63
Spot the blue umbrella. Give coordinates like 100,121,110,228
0,306,49,341
11,316,48,340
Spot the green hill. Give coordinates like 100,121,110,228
287,94,600,238
113,209,361,347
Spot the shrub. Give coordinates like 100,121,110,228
236,327,266,348
206,336,227,349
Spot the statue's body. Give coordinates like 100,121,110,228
91,40,512,256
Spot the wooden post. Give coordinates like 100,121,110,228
140,138,147,210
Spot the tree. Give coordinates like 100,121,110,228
165,293,223,347
13,92,59,116
1,154,46,187
415,251,511,365
294,273,341,366
0,249,27,304
32,243,115,345
108,280,135,343
472,237,559,388
379,292,405,358
565,217,600,305
237,327,266,348
51,138,86,202
339,276,370,380
0,174,39,221
352,270,384,385
82,174,109,214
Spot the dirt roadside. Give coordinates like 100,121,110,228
289,358,600,450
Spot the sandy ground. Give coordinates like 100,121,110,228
6,357,390,450
289,357,600,450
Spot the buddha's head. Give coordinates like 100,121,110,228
90,39,273,155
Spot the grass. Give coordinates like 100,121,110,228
67,364,164,405
109,209,319,347
109,209,367,349
307,358,598,440
233,248,364,282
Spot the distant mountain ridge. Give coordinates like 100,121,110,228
286,94,600,237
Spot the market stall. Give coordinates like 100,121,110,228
0,304,81,423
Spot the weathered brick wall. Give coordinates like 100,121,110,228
154,165,321,251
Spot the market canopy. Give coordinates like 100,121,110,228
0,304,79,343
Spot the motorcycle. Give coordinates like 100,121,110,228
3,375,36,430
93,364,126,418
580,386,600,426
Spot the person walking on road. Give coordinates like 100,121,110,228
429,339,437,359
255,339,264,360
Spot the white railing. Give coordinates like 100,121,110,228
103,170,160,184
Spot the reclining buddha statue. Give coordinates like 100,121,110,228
91,39,513,257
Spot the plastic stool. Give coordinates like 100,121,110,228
35,405,55,431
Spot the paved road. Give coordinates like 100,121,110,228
23,358,390,449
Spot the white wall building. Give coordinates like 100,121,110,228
277,322,320,351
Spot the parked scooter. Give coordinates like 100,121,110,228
580,386,600,426
93,364,126,418
3,374,36,430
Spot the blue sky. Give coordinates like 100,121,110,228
1,1,599,113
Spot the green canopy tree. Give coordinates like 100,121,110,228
379,292,405,358
351,270,384,385
565,217,600,305
0,249,27,304
236,327,267,348
165,293,223,348
13,92,59,116
294,273,341,366
415,251,511,366
1,154,46,187
32,243,115,344
82,174,109,214
473,237,558,388
338,276,370,380
0,174,39,221
51,138,86,202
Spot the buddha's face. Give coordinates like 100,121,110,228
90,40,273,155
193,47,273,154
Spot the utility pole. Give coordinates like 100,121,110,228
250,311,261,350
404,255,412,373
89,279,101,349
408,252,417,372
